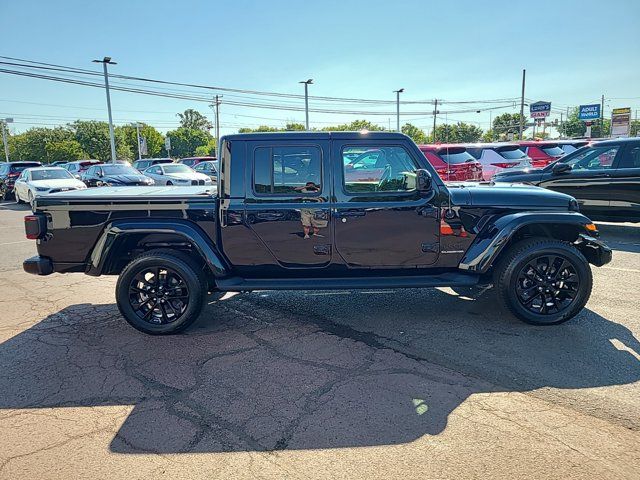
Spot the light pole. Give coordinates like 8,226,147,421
299,79,313,130
1,118,13,162
393,88,404,132
136,123,143,160
518,69,526,140
93,57,117,163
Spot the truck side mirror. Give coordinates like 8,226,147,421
552,162,572,174
416,169,433,193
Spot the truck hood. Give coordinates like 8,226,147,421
448,181,575,209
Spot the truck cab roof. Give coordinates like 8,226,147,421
222,131,410,142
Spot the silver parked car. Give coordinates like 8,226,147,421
142,163,212,186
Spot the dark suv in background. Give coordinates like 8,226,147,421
494,137,640,222
63,160,103,179
0,161,42,200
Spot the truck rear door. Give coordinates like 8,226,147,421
243,140,333,268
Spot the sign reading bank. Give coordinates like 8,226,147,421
578,104,601,121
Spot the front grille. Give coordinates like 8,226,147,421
191,180,205,185
49,187,77,194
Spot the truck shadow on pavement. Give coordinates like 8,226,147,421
0,288,638,453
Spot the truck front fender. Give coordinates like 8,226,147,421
458,211,596,273
86,220,228,277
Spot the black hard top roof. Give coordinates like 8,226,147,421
222,131,410,141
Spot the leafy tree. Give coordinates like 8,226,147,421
3,127,82,163
557,108,586,138
284,122,305,131
177,109,213,132
194,138,217,157
71,121,131,161
322,119,385,131
119,123,165,159
166,127,212,158
590,118,610,138
401,123,427,144
430,122,483,143
631,120,640,137
44,140,87,164
482,129,497,142
493,113,526,138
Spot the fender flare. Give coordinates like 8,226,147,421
458,211,595,273
86,219,228,277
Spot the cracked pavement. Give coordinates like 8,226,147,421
0,203,639,479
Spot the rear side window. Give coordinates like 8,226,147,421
253,146,321,195
466,148,483,159
437,148,476,164
497,147,527,160
541,145,564,156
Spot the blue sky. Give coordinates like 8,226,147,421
2,0,639,136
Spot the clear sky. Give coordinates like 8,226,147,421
1,0,639,136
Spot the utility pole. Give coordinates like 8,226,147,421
518,69,526,140
601,94,605,137
1,118,12,162
93,57,118,163
213,95,222,151
136,123,142,160
560,112,564,139
393,88,404,132
432,99,438,142
299,79,313,130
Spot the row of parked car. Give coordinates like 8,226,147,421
0,156,219,205
418,140,588,182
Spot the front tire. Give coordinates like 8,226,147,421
493,238,592,325
116,250,208,334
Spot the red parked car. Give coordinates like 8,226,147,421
517,141,566,168
418,144,483,182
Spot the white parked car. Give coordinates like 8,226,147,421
464,143,533,180
14,167,87,207
142,163,212,186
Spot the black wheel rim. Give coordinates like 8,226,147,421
128,266,190,325
515,254,580,315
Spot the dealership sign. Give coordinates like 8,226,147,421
611,107,631,137
578,104,601,121
530,101,551,118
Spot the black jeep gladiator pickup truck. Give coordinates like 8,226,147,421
23,132,612,334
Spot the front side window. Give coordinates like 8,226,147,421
254,146,321,195
618,145,640,169
563,145,619,170
342,145,419,193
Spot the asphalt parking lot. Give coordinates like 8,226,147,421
0,201,639,479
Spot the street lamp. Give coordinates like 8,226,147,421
93,57,117,163
393,88,404,132
1,118,13,162
136,122,143,160
299,79,313,130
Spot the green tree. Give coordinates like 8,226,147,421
590,118,610,138
557,108,586,138
430,122,483,143
238,125,280,133
44,140,87,163
401,123,427,144
493,113,526,138
177,109,212,132
482,129,497,142
631,120,640,137
118,123,165,159
284,122,305,131
166,127,212,158
194,138,217,157
72,121,131,161
322,119,385,131
5,127,75,163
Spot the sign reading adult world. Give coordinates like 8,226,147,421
530,101,551,119
578,104,601,121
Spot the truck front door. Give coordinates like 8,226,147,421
332,140,440,268
244,141,333,268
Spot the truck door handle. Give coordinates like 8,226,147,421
335,210,366,218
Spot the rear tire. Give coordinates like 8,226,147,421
493,237,592,325
116,249,208,334
166,181,173,186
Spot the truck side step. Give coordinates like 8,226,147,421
216,272,480,291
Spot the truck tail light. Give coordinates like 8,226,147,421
24,214,47,240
